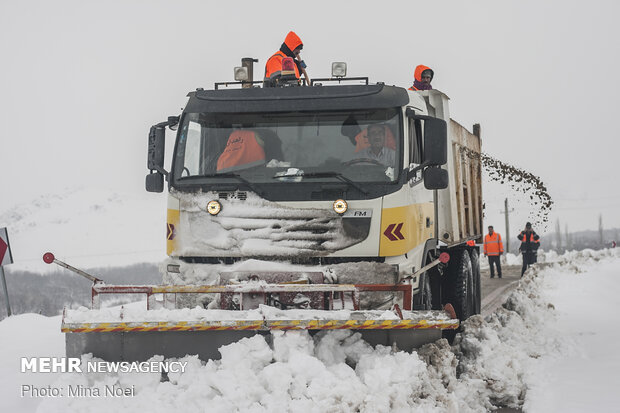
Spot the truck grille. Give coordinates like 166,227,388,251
218,191,248,201
180,199,371,257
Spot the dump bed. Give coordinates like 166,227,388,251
418,90,483,245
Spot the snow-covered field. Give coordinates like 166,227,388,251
1,248,618,412
0,188,167,273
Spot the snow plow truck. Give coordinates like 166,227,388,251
57,60,483,361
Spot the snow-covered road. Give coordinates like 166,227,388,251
0,248,618,412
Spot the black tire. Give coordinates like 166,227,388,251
412,273,432,310
469,248,482,315
445,249,474,321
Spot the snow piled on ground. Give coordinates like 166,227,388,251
2,248,619,412
480,248,574,269
0,314,65,413
524,248,620,412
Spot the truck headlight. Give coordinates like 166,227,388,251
207,200,222,215
333,199,348,215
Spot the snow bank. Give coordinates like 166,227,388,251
480,248,595,268
4,248,618,412
0,314,65,412
524,248,620,411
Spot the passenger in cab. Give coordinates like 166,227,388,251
353,125,397,153
408,65,434,91
354,124,396,167
216,130,266,173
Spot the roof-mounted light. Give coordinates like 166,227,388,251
234,66,249,81
331,62,347,78
281,57,296,74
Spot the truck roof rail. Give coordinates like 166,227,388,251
214,80,265,90
311,77,369,86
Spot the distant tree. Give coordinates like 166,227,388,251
0,263,160,321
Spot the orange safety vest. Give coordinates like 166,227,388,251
519,232,540,243
216,130,266,173
484,232,504,256
354,126,397,152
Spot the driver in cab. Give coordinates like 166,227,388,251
354,124,396,167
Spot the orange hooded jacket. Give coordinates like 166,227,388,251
216,130,266,173
264,31,303,82
408,65,434,91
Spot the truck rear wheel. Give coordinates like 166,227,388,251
445,249,474,321
469,248,481,315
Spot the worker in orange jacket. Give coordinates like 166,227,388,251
484,225,504,278
216,130,266,173
518,222,540,277
408,65,434,91
264,31,310,87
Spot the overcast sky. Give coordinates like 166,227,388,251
1,0,619,235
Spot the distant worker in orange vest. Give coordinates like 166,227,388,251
408,65,434,91
518,222,540,277
484,225,504,278
216,130,266,173
264,31,310,87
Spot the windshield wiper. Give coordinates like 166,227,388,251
200,172,264,196
296,171,369,195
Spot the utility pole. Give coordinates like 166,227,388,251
565,223,570,251
501,198,514,253
555,219,562,252
598,214,604,248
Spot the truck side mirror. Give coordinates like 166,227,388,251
405,109,447,166
145,172,164,193
423,117,447,166
423,167,448,190
147,125,166,172
146,120,174,192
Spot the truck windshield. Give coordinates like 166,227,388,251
173,109,401,185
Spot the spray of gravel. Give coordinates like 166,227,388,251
460,147,554,231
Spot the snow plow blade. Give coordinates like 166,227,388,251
59,279,458,361
62,306,458,362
